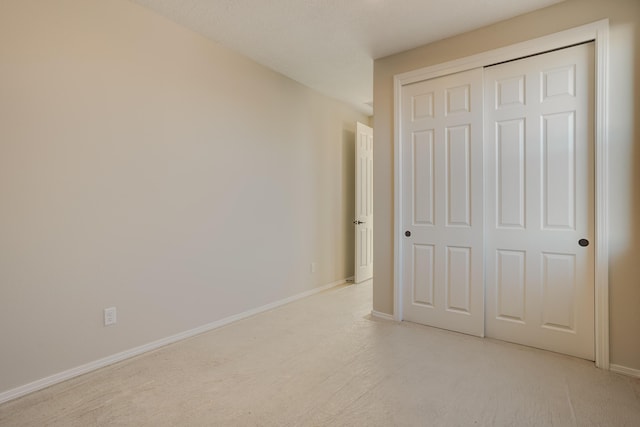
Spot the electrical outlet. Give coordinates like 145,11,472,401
104,307,117,326
311,262,317,273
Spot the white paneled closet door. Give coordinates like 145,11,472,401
484,43,595,360
401,68,485,337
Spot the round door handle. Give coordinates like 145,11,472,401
578,239,589,247
405,230,411,237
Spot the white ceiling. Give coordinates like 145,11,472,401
130,0,563,115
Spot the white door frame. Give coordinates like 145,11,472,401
393,20,610,368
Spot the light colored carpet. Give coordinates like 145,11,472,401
1,280,639,426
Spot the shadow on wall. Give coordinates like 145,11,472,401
342,128,356,278
609,22,640,368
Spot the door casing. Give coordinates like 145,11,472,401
392,20,610,369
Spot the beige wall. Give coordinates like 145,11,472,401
373,0,640,370
0,0,369,394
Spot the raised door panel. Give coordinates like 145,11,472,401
446,126,471,227
496,119,526,229
412,244,435,307
446,246,471,313
541,252,577,332
542,112,576,230
412,92,435,121
446,85,471,115
496,250,526,323
496,75,526,108
412,131,435,226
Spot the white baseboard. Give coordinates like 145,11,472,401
610,364,640,379
0,278,349,405
371,310,395,321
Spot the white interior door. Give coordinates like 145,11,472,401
484,43,595,360
355,122,373,284
400,68,485,337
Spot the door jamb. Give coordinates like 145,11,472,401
392,20,610,369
